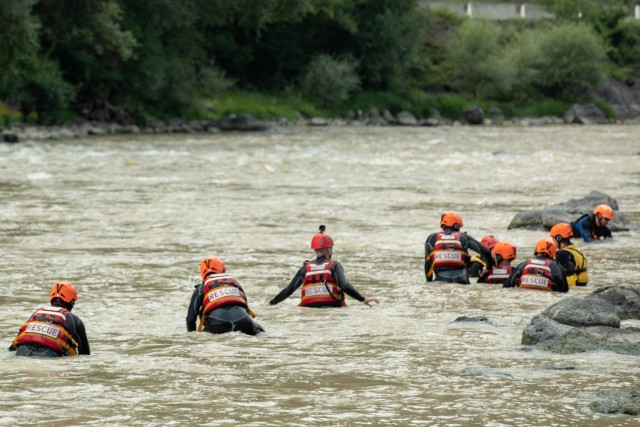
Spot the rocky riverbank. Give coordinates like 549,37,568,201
3,105,640,144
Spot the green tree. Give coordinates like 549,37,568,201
446,19,510,98
300,54,360,107
509,22,608,98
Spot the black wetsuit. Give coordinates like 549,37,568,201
270,256,365,307
571,213,612,242
9,307,90,357
503,256,569,292
424,229,492,285
186,282,264,336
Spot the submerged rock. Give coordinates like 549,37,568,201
522,285,640,356
589,385,640,415
508,190,632,232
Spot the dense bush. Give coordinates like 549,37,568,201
300,54,361,107
520,22,608,98
446,19,511,99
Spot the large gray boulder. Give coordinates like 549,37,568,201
216,113,273,131
563,103,606,124
596,76,640,121
508,190,631,231
588,285,640,320
522,286,640,356
589,385,640,415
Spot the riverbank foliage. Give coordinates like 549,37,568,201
0,0,638,125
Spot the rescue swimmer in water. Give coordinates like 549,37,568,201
469,235,499,278
550,222,588,286
9,281,90,357
503,237,568,292
477,241,517,285
571,204,614,243
424,212,492,284
269,225,380,308
186,257,264,335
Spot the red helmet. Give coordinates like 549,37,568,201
549,223,573,242
594,204,614,221
480,235,499,250
440,212,463,230
492,241,517,261
50,281,78,305
535,237,557,258
310,225,334,249
200,256,225,278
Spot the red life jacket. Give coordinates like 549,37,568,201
202,274,248,315
12,305,79,356
518,258,556,291
484,266,513,284
300,259,343,306
432,232,467,270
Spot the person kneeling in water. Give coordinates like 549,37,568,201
469,235,499,278
187,257,264,336
477,241,517,285
9,281,90,357
269,225,380,308
550,222,588,287
503,237,568,292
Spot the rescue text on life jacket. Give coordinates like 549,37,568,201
201,274,249,316
518,258,556,291
12,305,79,356
431,232,468,270
300,259,344,307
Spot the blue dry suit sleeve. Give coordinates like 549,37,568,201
575,217,594,242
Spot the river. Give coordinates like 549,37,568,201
0,125,638,426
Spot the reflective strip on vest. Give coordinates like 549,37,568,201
12,307,78,355
485,267,512,284
432,232,467,269
202,275,248,314
300,260,342,306
518,259,555,291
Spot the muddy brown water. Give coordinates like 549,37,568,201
1,125,638,426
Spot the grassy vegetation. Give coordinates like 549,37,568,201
203,92,326,121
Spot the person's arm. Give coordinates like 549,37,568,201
601,226,613,239
466,235,492,269
333,262,365,302
186,283,204,332
575,217,595,243
333,262,379,307
73,316,91,355
424,235,435,282
503,262,524,288
551,262,569,293
468,259,485,278
555,250,575,276
269,264,305,305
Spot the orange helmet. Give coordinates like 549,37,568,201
492,241,517,262
50,281,78,305
594,204,614,221
310,225,334,250
440,211,463,230
200,256,225,278
549,223,573,242
480,235,499,250
535,237,557,258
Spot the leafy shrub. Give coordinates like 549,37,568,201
504,22,608,99
300,54,361,108
446,19,512,98
25,58,75,124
